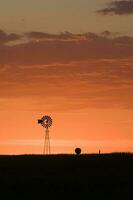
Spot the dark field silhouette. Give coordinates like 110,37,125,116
0,153,133,199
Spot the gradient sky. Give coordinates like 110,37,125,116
0,0,133,154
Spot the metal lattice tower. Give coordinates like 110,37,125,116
38,115,52,154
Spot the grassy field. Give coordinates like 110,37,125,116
0,153,133,199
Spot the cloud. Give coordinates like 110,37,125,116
1,139,133,148
25,31,78,41
0,30,133,110
97,0,133,15
0,59,133,110
0,30,21,44
0,30,133,66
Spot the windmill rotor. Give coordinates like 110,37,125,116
38,115,52,129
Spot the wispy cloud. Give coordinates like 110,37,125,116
0,59,133,110
0,30,133,110
0,139,133,149
0,30,133,65
0,30,21,44
97,0,133,15
25,31,85,42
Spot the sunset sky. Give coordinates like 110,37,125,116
0,0,133,154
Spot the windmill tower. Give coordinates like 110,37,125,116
38,115,53,154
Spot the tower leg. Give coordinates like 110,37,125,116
43,128,51,155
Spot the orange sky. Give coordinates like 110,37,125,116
0,108,133,154
0,0,133,154
0,57,133,154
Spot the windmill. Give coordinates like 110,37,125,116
38,115,53,154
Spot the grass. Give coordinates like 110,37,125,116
0,153,133,199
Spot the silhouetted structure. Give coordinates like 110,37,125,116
75,148,81,155
38,115,53,154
